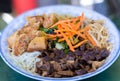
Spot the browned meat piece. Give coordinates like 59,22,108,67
42,71,48,77
27,37,47,52
36,44,110,78
49,53,55,58
27,30,41,41
43,56,52,62
36,61,43,69
50,61,55,64
67,52,75,60
38,62,50,71
52,62,62,71
10,25,42,55
75,69,87,75
57,71,74,76
67,60,74,64
84,65,91,71
38,51,49,58
19,25,42,35
18,25,35,34
91,60,105,70
43,13,57,28
36,61,54,76
27,16,44,29
53,73,61,78
12,34,29,56
53,48,66,60
7,31,19,48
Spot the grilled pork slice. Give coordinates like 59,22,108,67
26,16,44,30
27,37,47,52
27,30,41,41
19,25,35,34
8,31,19,48
43,13,57,28
12,34,29,56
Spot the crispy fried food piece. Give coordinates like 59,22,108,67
12,34,30,56
19,25,35,34
27,30,41,41
26,16,44,29
43,13,57,28
9,26,42,55
27,37,47,52
7,31,19,48
92,60,105,70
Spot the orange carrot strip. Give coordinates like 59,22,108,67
73,40,88,48
85,32,97,46
58,33,74,42
69,35,74,45
50,19,73,28
75,32,86,39
78,27,90,32
55,28,86,39
58,25,75,52
67,22,73,29
54,30,70,33
47,13,97,52
47,34,56,38
75,13,85,30
58,35,74,43
72,16,81,24
48,33,71,38
62,34,75,52
76,35,79,40
58,33,70,37
58,38,65,42
60,22,68,28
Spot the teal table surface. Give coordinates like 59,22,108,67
0,16,120,81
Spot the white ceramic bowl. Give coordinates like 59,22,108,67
0,5,120,81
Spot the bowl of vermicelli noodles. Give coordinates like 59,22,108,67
0,5,120,81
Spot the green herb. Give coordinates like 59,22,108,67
47,26,57,34
64,49,69,54
74,38,79,44
58,41,70,54
40,27,49,32
40,26,57,34
60,41,68,49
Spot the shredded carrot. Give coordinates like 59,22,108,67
47,12,97,52
50,20,73,28
55,29,86,39
85,32,97,46
73,40,88,48
58,38,65,42
78,26,90,32
69,34,75,44
60,30,75,52
58,24,75,52
58,34,72,42
74,13,85,30
47,34,56,38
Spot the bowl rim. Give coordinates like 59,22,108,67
0,5,120,81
